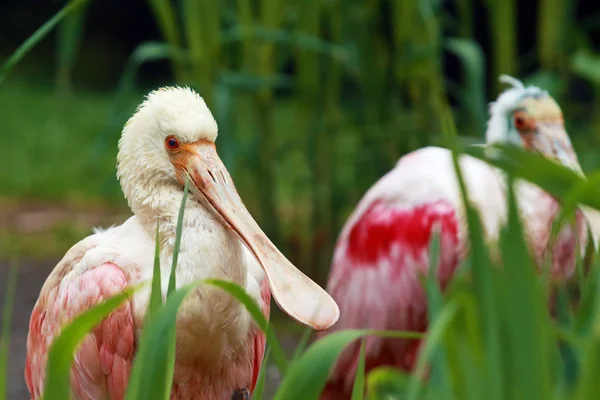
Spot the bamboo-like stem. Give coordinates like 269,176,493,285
314,0,343,284
295,0,323,278
56,2,87,98
487,0,516,94
457,0,473,39
145,0,187,82
253,0,283,244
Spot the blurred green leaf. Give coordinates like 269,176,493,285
407,301,459,400
145,0,185,80
292,327,313,361
445,38,486,132
43,287,136,400
466,144,600,211
0,0,89,86
366,367,413,400
572,50,600,86
56,1,88,94
351,340,366,400
274,329,422,400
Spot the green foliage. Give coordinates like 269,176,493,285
0,0,89,86
351,341,366,400
125,283,197,400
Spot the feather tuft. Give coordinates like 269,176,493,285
499,75,524,89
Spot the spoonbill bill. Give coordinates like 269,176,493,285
318,76,599,399
25,87,339,400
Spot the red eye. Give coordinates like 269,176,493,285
513,113,528,131
165,135,180,150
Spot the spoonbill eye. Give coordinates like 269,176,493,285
165,135,180,150
513,111,532,133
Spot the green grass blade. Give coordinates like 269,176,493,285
168,176,189,297
466,144,600,210
574,296,600,399
273,330,364,400
125,283,198,400
0,260,18,400
252,347,271,400
365,367,414,400
43,287,137,400
407,301,460,400
500,177,551,400
444,38,486,133
273,329,422,400
145,0,185,80
292,327,313,361
424,230,452,393
350,340,366,400
0,0,89,86
55,1,88,94
203,279,288,375
148,221,163,321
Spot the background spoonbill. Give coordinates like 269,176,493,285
24,86,339,400
317,76,599,399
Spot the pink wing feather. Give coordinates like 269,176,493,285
319,197,461,397
25,262,136,400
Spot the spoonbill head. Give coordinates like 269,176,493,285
486,75,579,170
117,87,339,331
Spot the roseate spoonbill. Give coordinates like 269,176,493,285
25,87,339,400
318,76,600,399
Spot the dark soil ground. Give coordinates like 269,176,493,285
0,258,302,400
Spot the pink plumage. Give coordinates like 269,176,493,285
24,234,271,400
25,262,135,399
318,143,588,399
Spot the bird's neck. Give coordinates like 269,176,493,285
133,188,255,363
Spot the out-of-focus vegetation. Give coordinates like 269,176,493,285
5,1,600,400
2,0,600,281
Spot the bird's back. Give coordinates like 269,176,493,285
319,147,506,397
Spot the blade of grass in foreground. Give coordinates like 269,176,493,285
450,143,503,400
292,327,313,361
125,283,199,400
407,301,460,400
466,144,600,211
0,260,18,400
365,367,415,400
252,348,271,400
0,0,89,86
148,221,163,322
573,263,600,400
56,1,88,94
43,287,137,400
168,176,190,297
273,329,423,400
423,230,452,393
500,177,551,400
350,341,366,400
